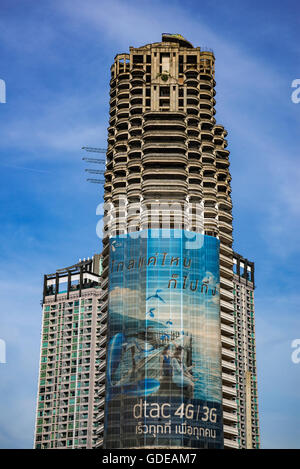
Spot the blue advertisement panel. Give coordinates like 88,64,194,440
104,229,223,448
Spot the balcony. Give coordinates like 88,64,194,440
221,323,235,336
222,385,236,397
221,347,235,360
220,299,234,314
143,129,186,140
222,360,236,372
220,264,233,279
224,438,239,449
223,411,238,422
143,141,187,152
223,425,239,436
223,397,237,410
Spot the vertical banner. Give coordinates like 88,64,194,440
104,229,223,448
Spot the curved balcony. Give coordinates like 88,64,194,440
109,94,117,106
130,83,143,93
112,175,126,186
143,167,187,179
117,96,130,106
128,133,142,144
104,180,112,190
184,70,198,79
109,103,116,115
127,183,142,196
114,142,127,153
186,81,199,94
117,80,129,89
219,220,233,235
216,149,230,158
202,186,217,197
142,153,187,166
110,75,116,87
187,126,199,138
107,133,115,144
199,111,214,121
113,151,127,162
204,206,217,217
204,222,218,234
127,148,141,159
116,88,129,98
185,78,199,88
129,113,142,123
116,77,130,89
218,199,232,211
129,104,143,115
115,117,128,129
113,164,127,176
217,180,229,190
216,158,229,169
188,171,202,181
116,108,129,119
143,129,186,141
143,120,186,131
188,150,201,160
142,141,187,152
188,161,202,171
214,123,225,133
115,128,128,140
130,68,145,78
117,71,130,80
203,175,216,185
129,95,143,106
200,130,214,142
188,142,201,153
109,115,116,127
188,184,202,197
144,110,186,121
186,104,199,116
142,178,188,195
199,73,214,83
130,76,144,87
127,158,141,169
213,136,224,147
129,128,142,140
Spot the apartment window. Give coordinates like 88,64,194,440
160,87,170,97
133,55,143,64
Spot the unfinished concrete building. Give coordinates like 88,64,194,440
100,33,237,449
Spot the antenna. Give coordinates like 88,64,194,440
85,169,105,175
82,147,106,153
82,157,105,164
82,146,107,185
86,178,105,184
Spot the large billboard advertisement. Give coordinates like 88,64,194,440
104,229,223,448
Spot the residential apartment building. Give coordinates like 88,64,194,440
34,255,106,449
233,252,260,449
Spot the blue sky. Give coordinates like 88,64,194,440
0,0,299,449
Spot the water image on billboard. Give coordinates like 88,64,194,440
104,229,223,448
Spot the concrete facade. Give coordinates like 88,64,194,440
101,34,237,449
34,255,106,449
233,253,260,449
